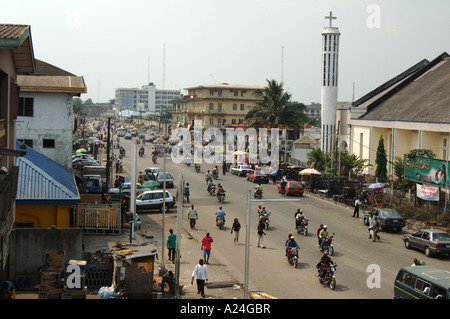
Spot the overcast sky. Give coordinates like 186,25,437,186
2,0,450,105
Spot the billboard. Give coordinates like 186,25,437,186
404,155,448,188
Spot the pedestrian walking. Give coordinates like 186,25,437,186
188,204,198,230
191,259,208,297
372,216,381,242
201,233,214,264
353,198,361,218
257,218,266,248
167,229,176,263
368,213,374,239
184,182,190,203
231,218,241,245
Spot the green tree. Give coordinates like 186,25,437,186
393,156,414,192
338,151,371,177
306,148,331,171
375,135,388,180
245,79,308,133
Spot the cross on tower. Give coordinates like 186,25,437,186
325,11,337,27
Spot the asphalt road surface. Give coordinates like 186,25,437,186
117,138,450,299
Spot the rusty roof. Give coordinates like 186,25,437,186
0,24,35,73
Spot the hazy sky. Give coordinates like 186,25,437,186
2,0,450,105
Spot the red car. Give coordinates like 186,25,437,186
246,170,269,183
278,180,304,196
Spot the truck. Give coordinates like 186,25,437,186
231,165,253,177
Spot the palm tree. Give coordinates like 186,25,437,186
245,79,308,132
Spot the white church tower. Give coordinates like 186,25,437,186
320,11,340,153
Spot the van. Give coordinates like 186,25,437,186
394,265,450,299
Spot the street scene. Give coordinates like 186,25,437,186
1,2,450,307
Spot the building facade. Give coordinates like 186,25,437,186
172,83,266,130
16,59,87,169
115,82,182,114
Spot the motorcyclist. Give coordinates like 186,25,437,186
255,183,263,196
207,179,215,193
319,225,329,250
205,170,212,183
216,183,225,196
286,235,299,258
295,209,305,230
215,206,226,224
212,166,219,178
316,252,335,280
258,206,267,219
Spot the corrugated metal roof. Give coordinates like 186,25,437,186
0,24,29,40
15,141,79,204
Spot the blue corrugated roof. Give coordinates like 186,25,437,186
15,141,79,204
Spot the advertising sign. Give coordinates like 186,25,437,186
416,184,440,201
404,155,448,188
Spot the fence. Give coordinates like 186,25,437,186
75,201,121,234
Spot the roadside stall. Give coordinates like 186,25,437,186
109,242,158,299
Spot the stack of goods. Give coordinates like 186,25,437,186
62,260,87,299
38,250,65,299
249,291,277,299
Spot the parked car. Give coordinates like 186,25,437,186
72,153,95,161
144,167,164,175
278,180,304,196
72,159,99,170
363,208,406,232
403,229,450,257
135,190,175,213
108,183,152,196
156,172,174,188
246,170,269,183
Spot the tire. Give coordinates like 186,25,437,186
303,229,308,236
328,246,334,256
404,240,411,249
425,246,433,257
161,205,169,213
329,278,336,290
294,259,298,269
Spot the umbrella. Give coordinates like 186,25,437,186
232,150,247,156
153,137,165,144
76,148,87,153
141,180,160,188
299,168,321,175
368,182,385,189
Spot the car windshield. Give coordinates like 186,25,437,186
158,173,172,178
381,210,402,218
289,182,302,187
433,233,450,241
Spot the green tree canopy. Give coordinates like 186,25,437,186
375,135,388,180
245,79,309,132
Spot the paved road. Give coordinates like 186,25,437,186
118,138,450,299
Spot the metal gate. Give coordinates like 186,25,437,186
75,201,121,234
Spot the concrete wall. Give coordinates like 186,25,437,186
10,228,82,285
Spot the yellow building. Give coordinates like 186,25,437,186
349,52,450,177
172,83,266,129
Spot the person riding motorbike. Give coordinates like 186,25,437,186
207,179,215,193
216,183,225,196
286,235,299,258
215,206,226,224
319,225,329,251
212,166,219,179
205,170,212,184
316,252,335,280
258,206,268,219
295,209,305,230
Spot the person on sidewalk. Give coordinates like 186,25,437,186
188,205,198,230
257,218,266,248
191,259,208,297
231,218,241,245
201,233,214,264
161,270,175,294
353,198,361,218
167,229,176,263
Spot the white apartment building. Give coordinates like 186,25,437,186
115,82,182,113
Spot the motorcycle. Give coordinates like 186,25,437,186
116,161,124,173
260,212,270,230
207,183,216,196
317,264,337,290
195,164,201,172
217,190,225,203
212,170,218,179
319,234,335,256
216,216,225,229
287,247,299,268
254,188,263,199
152,155,157,164
139,148,144,157
297,219,308,236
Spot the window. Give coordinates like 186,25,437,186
233,104,237,110
240,104,245,111
234,90,238,96
18,97,34,117
414,278,431,295
18,139,33,148
400,272,414,287
218,103,222,112
218,90,222,97
210,89,214,96
43,139,55,148
209,103,214,110
209,118,214,125
232,119,236,124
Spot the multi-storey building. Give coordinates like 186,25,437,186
115,82,182,113
172,83,266,130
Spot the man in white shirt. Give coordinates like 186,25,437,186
191,259,208,297
188,204,198,229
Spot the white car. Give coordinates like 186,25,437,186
135,190,175,213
